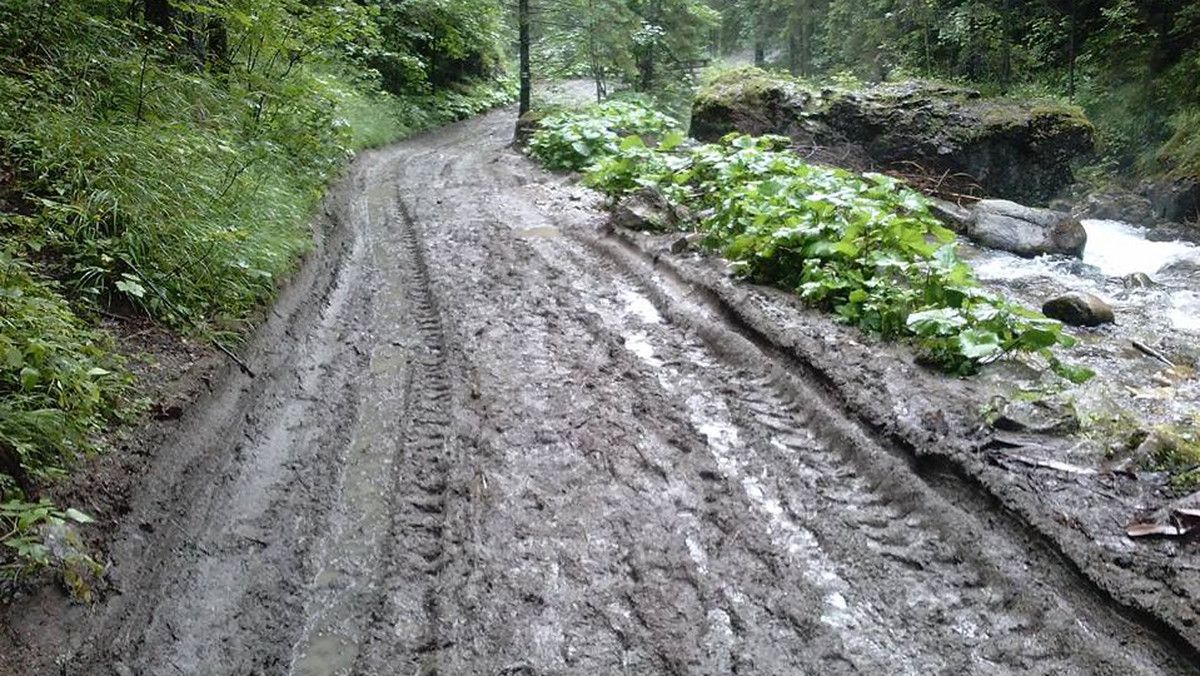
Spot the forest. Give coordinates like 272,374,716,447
528,0,1199,178
2,0,1199,612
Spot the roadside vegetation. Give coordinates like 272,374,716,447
0,0,511,589
529,103,1089,377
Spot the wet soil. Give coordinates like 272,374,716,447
2,105,1198,675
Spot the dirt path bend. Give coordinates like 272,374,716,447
11,107,1197,675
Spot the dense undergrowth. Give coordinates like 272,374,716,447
0,0,512,589
530,102,1086,377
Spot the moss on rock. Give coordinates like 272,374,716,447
690,68,1095,205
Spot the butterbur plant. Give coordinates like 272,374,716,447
528,101,680,171
531,107,1089,377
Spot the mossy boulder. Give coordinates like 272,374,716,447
691,68,1095,205
513,109,547,148
690,67,815,141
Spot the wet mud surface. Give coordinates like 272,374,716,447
3,106,1198,674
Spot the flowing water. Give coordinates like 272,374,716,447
1081,219,1196,278
970,218,1200,333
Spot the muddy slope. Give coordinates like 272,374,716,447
1,106,1196,675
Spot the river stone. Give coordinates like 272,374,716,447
1123,272,1155,288
966,199,1087,258
1079,189,1156,225
1042,292,1114,327
927,198,972,232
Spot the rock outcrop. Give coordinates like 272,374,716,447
1076,188,1157,225
1145,179,1200,224
691,67,1095,205
513,109,544,147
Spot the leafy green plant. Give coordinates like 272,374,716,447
528,101,680,171
0,252,125,595
0,253,126,478
0,498,102,601
538,108,1086,376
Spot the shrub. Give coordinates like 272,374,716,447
528,101,679,171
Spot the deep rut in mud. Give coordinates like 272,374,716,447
8,106,1198,675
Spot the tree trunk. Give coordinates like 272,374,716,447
518,0,531,116
1067,0,1077,100
800,0,813,76
639,51,654,91
207,17,229,69
1001,0,1013,88
753,0,767,67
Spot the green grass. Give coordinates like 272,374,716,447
1142,426,1200,490
1157,107,1200,182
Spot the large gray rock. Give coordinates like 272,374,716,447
1042,292,1114,327
927,198,973,232
1078,189,1156,225
1144,179,1200,224
966,200,1087,258
690,67,1095,205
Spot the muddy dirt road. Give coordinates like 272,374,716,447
8,106,1198,675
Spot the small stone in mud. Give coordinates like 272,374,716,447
152,402,184,421
669,233,705,254
992,399,1080,436
1042,292,1114,327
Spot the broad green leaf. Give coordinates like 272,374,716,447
958,329,1002,359
64,508,95,524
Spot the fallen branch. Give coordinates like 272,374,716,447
1132,340,1175,368
1005,453,1098,476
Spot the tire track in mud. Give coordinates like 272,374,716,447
375,112,1195,673
533,236,1187,675
352,195,457,675
10,105,1194,676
